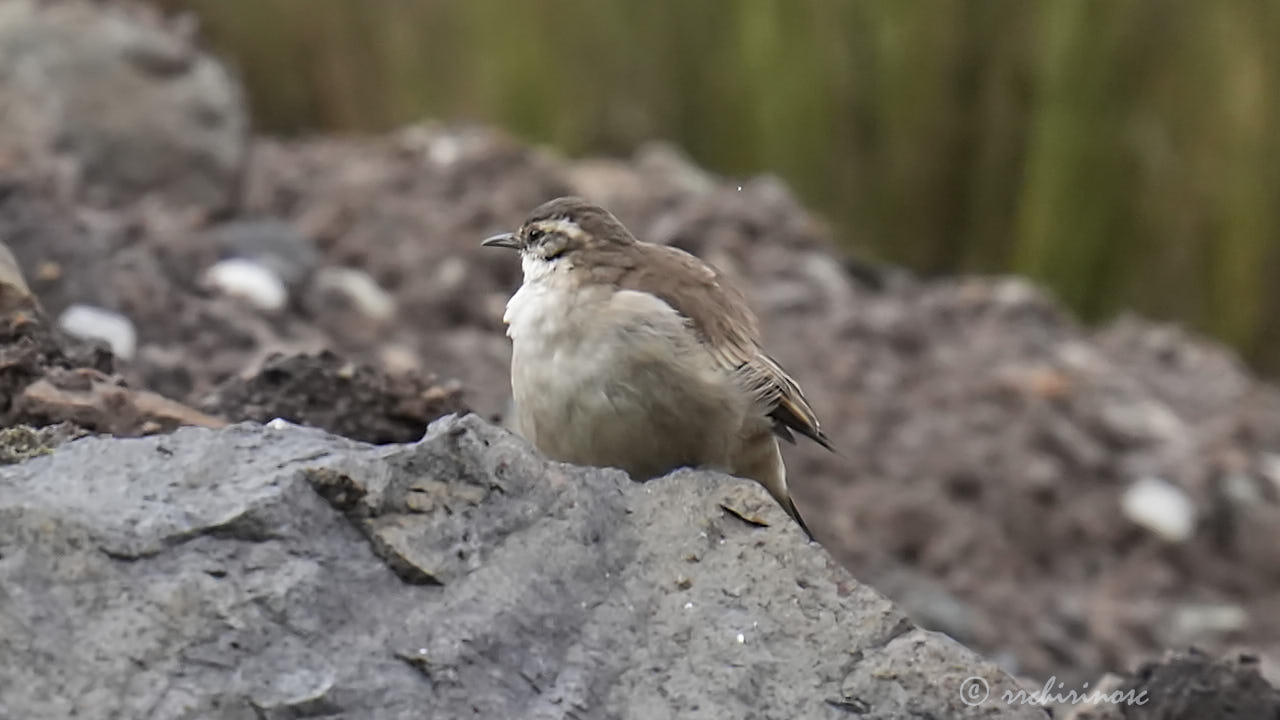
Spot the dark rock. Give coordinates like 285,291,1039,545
0,415,1046,719
200,350,468,444
1060,649,1280,720
0,283,114,426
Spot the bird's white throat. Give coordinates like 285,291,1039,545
519,252,561,285
502,253,574,340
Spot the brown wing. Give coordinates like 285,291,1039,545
600,242,833,451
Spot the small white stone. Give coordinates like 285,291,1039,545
203,258,288,311
684,602,694,610
992,277,1037,306
433,256,468,292
379,344,421,376
314,266,396,320
1101,400,1187,444
57,304,137,359
1173,603,1249,638
1121,476,1196,542
266,418,292,430
1057,340,1105,372
428,135,462,166
736,633,745,644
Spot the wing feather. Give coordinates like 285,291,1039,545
599,242,833,451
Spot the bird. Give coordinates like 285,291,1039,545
483,196,832,538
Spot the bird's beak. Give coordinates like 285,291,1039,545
482,232,521,250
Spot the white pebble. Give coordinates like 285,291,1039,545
428,135,462,166
203,258,288,311
1121,476,1196,542
314,267,396,320
57,304,136,359
433,256,468,292
736,633,745,644
993,277,1038,306
1173,603,1249,638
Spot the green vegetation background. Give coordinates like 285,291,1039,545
171,0,1280,371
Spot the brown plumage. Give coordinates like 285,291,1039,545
485,196,832,538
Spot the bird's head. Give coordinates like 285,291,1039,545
482,196,636,265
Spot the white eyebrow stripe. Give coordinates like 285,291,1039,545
533,218,587,240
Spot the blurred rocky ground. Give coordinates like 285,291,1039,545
1,0,1278,713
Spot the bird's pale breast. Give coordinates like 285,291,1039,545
504,268,745,480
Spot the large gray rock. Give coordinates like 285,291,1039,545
0,414,1044,719
0,0,247,210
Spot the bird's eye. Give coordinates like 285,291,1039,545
527,228,545,244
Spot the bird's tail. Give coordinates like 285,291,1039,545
734,430,815,542
784,495,815,541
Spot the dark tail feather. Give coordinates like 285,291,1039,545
786,496,815,541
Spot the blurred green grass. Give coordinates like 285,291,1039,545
169,0,1280,370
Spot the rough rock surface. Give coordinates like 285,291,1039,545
0,414,1045,720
